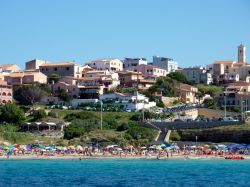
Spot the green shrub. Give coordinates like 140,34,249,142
33,109,47,120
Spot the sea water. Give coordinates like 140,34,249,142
0,159,250,187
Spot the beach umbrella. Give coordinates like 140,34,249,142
8,145,15,150
227,144,240,149
218,144,227,148
127,145,134,149
68,146,76,150
26,145,33,151
0,145,2,150
156,145,162,150
211,145,218,151
236,144,247,149
247,144,250,149
204,145,210,148
39,145,46,149
161,144,167,148
3,145,9,150
76,145,83,151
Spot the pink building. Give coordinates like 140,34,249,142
127,64,168,78
4,71,47,86
0,80,13,105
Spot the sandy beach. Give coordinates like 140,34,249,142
1,153,249,160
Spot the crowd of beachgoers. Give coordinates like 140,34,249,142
1,143,250,160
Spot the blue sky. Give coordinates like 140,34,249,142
0,0,249,69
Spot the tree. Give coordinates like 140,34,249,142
14,84,47,109
203,98,220,109
197,84,223,97
167,72,192,84
59,90,73,103
48,74,61,84
148,77,180,97
0,103,25,124
32,109,47,121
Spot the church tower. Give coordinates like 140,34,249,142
238,44,246,64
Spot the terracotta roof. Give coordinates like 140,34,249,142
39,62,76,67
213,61,235,65
136,64,167,70
6,71,44,78
228,81,250,87
0,64,19,70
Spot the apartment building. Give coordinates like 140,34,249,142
123,58,147,69
118,71,155,89
39,62,82,78
0,80,13,105
85,59,123,72
217,82,250,112
53,75,119,99
181,67,213,84
152,56,178,72
127,64,167,78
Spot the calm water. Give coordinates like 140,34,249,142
0,158,250,187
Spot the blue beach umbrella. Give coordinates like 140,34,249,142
247,144,250,149
236,144,247,149
227,144,240,149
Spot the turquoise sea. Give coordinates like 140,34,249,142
0,159,250,187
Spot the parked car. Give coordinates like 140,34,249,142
125,109,131,112
223,117,239,122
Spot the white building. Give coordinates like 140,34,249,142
152,56,178,72
99,92,156,111
85,59,123,72
123,58,147,69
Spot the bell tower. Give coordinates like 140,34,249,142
238,44,246,64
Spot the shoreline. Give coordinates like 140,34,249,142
1,155,249,160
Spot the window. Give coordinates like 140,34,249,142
66,67,70,71
54,67,57,71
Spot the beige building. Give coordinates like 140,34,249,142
4,71,47,86
0,80,13,104
212,44,248,83
53,75,119,99
85,59,123,72
25,59,50,70
0,64,21,73
39,62,83,78
179,83,198,103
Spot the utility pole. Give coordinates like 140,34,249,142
224,93,227,117
241,98,245,121
142,98,145,121
100,100,103,130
